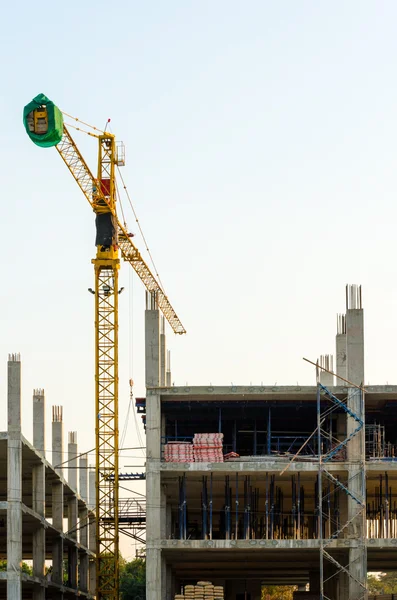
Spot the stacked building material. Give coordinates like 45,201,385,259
214,586,224,599
184,584,195,599
164,441,194,462
175,582,224,600
224,451,239,460
193,433,224,462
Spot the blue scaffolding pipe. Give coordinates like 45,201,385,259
209,472,213,540
225,475,231,539
235,473,239,540
202,476,208,540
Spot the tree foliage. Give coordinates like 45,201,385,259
368,572,397,595
120,557,146,600
261,585,296,600
0,560,33,575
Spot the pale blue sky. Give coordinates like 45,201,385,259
2,4,397,549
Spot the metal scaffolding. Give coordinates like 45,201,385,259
317,380,367,600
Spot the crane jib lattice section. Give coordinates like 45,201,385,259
56,126,185,335
95,266,119,599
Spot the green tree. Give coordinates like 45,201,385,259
120,557,146,600
261,585,296,600
0,560,33,575
368,572,397,594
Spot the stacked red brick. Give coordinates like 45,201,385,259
193,433,224,463
164,441,194,463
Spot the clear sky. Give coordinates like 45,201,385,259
2,0,397,556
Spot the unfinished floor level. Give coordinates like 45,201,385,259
1,355,96,599
144,286,397,600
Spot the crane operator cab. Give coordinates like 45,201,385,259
23,94,64,148
26,107,49,136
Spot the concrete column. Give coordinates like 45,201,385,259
79,504,89,591
79,552,89,592
7,354,22,600
166,565,172,600
79,454,88,503
68,496,78,587
166,350,172,387
52,481,64,584
346,285,364,386
67,432,78,589
89,467,96,511
319,354,334,386
32,458,45,598
161,555,167,600
345,284,367,599
52,406,64,476
146,392,162,600
33,388,45,457
145,292,161,388
78,452,89,590
88,512,96,594
160,317,166,387
336,314,347,383
67,432,78,491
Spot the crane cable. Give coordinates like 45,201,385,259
61,111,106,134
64,122,99,139
60,111,166,297
115,182,128,229
116,165,167,295
129,267,146,457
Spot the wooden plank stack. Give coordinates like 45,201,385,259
193,433,224,463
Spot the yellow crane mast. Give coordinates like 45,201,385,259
23,94,186,600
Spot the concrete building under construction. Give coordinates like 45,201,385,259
145,285,397,600
1,355,96,599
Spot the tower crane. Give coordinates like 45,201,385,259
23,94,186,599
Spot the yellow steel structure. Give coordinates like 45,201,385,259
30,118,186,599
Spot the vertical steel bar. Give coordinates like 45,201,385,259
317,382,324,600
267,408,271,455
